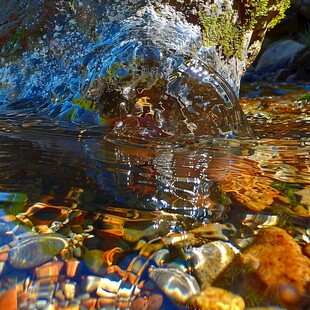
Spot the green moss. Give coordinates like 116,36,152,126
199,5,244,59
297,93,310,101
199,0,290,59
268,0,291,28
72,97,97,110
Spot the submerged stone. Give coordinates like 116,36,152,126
185,241,236,287
8,233,68,269
148,266,200,305
241,226,310,307
188,286,245,310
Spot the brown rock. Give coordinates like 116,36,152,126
0,288,17,310
241,226,310,306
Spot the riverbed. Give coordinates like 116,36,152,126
0,82,308,309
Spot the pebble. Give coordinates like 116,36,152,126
148,267,200,305
83,249,107,275
0,287,17,309
35,261,64,280
35,299,48,309
63,282,76,300
80,297,97,309
278,284,301,306
71,225,84,234
187,241,236,286
66,259,81,278
8,233,68,269
80,275,103,293
188,286,245,310
303,242,310,258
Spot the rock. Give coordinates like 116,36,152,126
188,286,245,310
241,226,310,307
241,72,264,83
0,288,17,309
275,68,292,81
294,188,310,205
0,0,290,103
8,233,68,269
148,267,200,305
83,249,107,275
289,47,310,80
254,40,306,75
292,0,310,19
186,241,236,287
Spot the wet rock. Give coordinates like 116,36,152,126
241,226,310,307
148,267,200,305
188,286,245,310
254,40,306,76
274,68,292,81
241,72,264,83
131,291,163,310
0,287,17,309
8,233,68,269
0,0,290,139
185,241,236,287
289,47,310,80
83,249,107,275
220,173,279,211
295,188,310,205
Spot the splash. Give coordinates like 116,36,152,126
0,0,254,139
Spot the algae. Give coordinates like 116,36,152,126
72,97,97,110
199,0,290,60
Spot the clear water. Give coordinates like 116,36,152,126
0,1,309,309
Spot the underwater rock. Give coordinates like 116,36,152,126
220,172,279,211
188,286,245,310
148,266,200,305
295,188,310,205
8,233,68,269
241,226,310,307
83,249,107,275
184,241,236,287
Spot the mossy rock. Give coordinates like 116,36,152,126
199,0,291,60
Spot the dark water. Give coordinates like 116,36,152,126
0,1,309,309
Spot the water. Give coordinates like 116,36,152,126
0,1,309,309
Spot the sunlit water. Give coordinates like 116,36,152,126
0,1,309,309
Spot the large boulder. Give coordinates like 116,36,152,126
0,0,291,96
254,39,306,75
0,1,290,137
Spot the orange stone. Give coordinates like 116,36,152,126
0,288,17,310
241,226,310,305
35,261,64,280
66,259,80,278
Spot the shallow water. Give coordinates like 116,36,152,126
0,1,309,309
0,83,308,309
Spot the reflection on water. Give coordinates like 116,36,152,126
0,0,309,309
0,84,308,309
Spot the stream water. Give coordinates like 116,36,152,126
0,1,309,309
